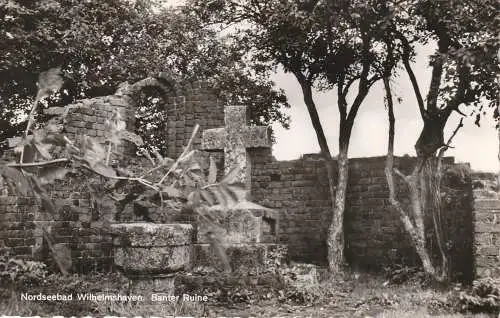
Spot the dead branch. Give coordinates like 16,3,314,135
438,117,464,159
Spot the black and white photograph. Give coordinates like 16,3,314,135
0,0,498,316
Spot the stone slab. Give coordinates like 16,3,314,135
196,209,262,244
110,223,193,247
476,266,500,278
475,223,500,233
191,243,288,274
175,272,284,296
196,208,278,244
474,199,500,210
114,245,190,274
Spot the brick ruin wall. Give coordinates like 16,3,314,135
162,82,224,159
1,81,497,281
471,173,500,278
251,150,475,281
0,81,225,272
0,90,139,272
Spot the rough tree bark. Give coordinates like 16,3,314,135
387,28,473,281
295,66,371,272
383,77,436,277
326,83,369,272
295,72,339,270
498,49,500,194
383,76,459,282
327,138,348,271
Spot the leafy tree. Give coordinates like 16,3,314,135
189,0,403,271
0,0,290,155
382,0,498,281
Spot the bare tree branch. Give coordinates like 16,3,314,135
8,158,70,167
394,167,410,183
341,75,361,98
438,117,464,162
346,33,371,125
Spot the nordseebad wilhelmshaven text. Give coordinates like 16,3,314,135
20,293,144,302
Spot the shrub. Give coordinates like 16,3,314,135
0,255,48,287
277,286,322,305
383,264,430,286
455,277,500,314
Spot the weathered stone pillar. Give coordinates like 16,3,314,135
110,223,193,299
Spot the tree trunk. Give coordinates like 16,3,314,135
409,116,465,282
327,140,348,271
408,165,439,277
423,159,448,279
383,78,445,281
295,73,342,271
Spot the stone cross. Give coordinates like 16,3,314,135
202,105,271,198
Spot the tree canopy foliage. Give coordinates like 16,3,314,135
388,0,499,157
0,0,290,154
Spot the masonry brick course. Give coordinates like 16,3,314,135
472,181,500,278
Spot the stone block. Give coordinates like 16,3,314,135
196,209,277,244
114,245,190,274
478,246,499,256
175,272,283,296
473,189,498,199
191,243,287,274
110,223,193,247
476,266,500,278
201,128,225,150
476,233,495,247
0,197,17,205
475,223,500,233
475,199,500,210
196,209,261,244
